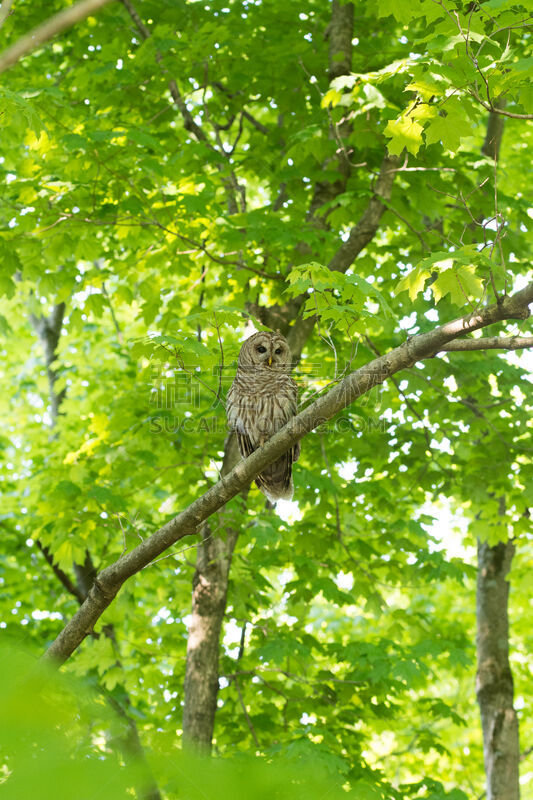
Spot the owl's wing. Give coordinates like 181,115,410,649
287,378,300,463
237,431,255,460
228,384,259,459
254,445,294,500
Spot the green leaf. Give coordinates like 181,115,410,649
384,115,424,155
395,265,428,299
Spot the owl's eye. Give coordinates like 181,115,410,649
257,345,267,353
275,347,282,354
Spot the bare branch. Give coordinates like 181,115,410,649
0,0,114,73
234,677,260,748
469,89,533,120
441,335,533,352
120,0,245,215
242,109,269,135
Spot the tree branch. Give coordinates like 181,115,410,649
42,282,532,666
441,335,533,352
35,541,87,604
0,0,114,73
328,153,401,272
469,89,533,120
0,0,14,30
234,677,260,748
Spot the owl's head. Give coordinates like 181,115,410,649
238,331,292,372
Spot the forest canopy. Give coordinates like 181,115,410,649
0,0,532,798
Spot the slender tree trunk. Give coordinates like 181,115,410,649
474,104,520,799
30,302,66,424
182,435,241,751
182,528,239,751
476,538,520,800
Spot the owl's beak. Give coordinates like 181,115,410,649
268,356,272,366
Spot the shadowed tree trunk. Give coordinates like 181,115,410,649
474,104,521,800
476,538,520,800
182,529,239,751
182,436,241,751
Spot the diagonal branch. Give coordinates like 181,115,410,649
0,0,114,73
42,282,532,666
36,540,87,604
328,153,401,272
0,0,14,30
120,0,209,144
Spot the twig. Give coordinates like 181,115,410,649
101,282,123,344
383,201,430,251
365,335,432,450
242,109,269,135
234,677,260,748
469,89,533,120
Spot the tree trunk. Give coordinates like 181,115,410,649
182,530,239,751
476,538,520,800
182,435,241,751
474,103,520,800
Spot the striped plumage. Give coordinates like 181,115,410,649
226,331,300,502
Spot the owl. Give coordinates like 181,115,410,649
226,331,300,502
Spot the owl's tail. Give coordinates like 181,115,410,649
255,451,294,502
236,432,298,503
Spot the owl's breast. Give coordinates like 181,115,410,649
226,372,297,442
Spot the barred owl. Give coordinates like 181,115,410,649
226,331,300,502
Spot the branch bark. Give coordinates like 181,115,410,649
473,102,521,800
441,335,533,352
42,282,532,666
0,0,114,73
307,0,354,225
30,303,66,424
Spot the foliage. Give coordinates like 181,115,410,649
0,0,531,798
